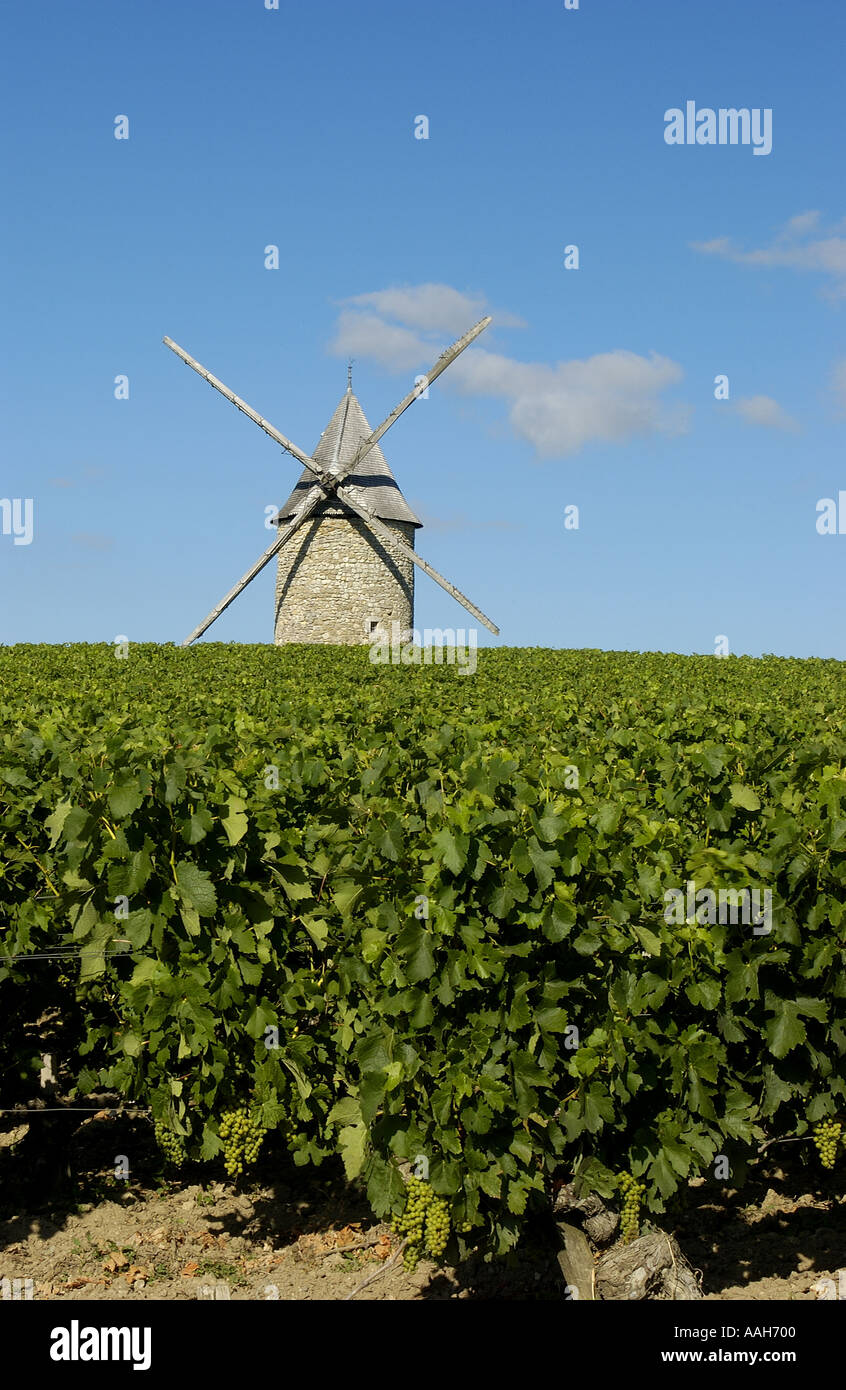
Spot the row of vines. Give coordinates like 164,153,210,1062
1,644,844,1258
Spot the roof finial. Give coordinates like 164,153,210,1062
347,358,353,392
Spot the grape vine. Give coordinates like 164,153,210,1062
3,643,846,1261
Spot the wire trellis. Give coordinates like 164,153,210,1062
1,942,140,962
0,1105,152,1116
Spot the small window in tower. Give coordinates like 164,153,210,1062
368,620,379,635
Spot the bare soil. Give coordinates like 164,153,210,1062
677,1171,845,1302
1,1110,843,1301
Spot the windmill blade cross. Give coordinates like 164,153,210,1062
166,315,496,645
166,315,490,496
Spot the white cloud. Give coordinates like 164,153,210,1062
328,285,687,458
330,310,429,371
779,211,822,239
450,348,686,457
691,212,846,297
341,283,526,334
734,395,799,432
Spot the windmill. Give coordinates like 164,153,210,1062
164,317,499,647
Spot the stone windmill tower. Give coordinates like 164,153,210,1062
164,317,499,646
273,379,422,645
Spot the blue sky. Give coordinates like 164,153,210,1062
2,0,845,656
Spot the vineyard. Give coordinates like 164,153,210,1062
1,644,844,1291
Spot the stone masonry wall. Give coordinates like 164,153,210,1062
274,516,416,645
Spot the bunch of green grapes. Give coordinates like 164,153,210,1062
424,1195,451,1258
619,1172,646,1243
154,1120,187,1167
219,1106,267,1178
812,1118,841,1170
392,1177,451,1272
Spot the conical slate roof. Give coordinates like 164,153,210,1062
277,388,422,527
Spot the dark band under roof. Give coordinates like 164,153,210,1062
276,390,423,527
